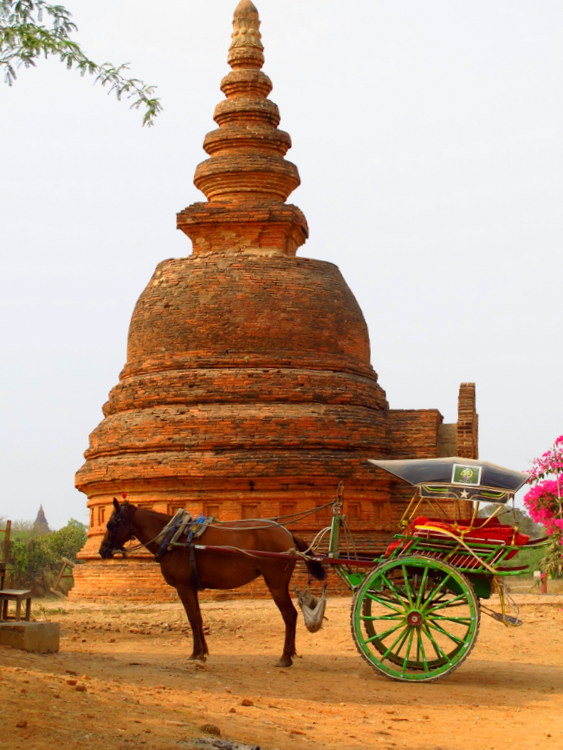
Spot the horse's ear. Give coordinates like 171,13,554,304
113,498,120,512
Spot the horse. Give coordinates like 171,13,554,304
99,499,326,667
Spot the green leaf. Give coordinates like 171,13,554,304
1,0,161,125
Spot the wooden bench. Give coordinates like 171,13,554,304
0,522,33,621
0,589,32,621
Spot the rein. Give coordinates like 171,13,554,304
209,501,334,529
118,525,177,557
108,517,169,557
109,502,333,564
114,520,315,566
113,509,207,559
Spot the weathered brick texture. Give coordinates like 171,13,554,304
73,1,478,599
457,382,479,459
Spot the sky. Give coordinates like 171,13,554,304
1,0,562,529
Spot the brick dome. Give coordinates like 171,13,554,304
78,252,388,483
73,2,477,597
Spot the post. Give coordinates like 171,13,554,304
328,485,344,557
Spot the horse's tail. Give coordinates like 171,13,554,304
292,535,326,581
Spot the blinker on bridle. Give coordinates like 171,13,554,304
103,506,134,557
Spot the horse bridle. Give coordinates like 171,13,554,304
103,508,136,557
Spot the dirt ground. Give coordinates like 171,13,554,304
1,588,562,750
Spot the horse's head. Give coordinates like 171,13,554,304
99,499,136,559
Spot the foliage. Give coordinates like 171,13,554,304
477,504,543,538
7,518,87,594
0,0,161,125
523,436,563,577
539,535,563,580
47,518,87,560
11,519,33,535
509,543,546,575
476,504,545,573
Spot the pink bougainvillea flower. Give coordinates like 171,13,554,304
524,438,562,538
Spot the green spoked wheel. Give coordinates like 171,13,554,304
351,555,480,682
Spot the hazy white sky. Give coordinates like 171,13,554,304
1,0,562,529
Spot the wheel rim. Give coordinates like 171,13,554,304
351,555,480,682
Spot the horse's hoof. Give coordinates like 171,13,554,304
275,657,293,668
188,654,207,662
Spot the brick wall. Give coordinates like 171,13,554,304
73,1,478,600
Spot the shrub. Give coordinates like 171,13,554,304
523,437,563,577
7,519,87,595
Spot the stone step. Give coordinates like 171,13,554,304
0,621,60,653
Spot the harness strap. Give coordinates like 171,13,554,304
155,509,193,562
152,509,205,589
189,543,204,591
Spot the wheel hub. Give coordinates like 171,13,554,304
406,610,423,627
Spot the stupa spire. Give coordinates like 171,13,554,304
33,504,50,534
177,1,308,256
73,2,475,603
228,1,264,70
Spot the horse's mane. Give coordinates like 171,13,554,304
129,504,171,524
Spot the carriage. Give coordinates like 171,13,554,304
101,457,546,682
324,457,545,681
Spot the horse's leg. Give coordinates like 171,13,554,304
175,584,208,661
263,569,298,668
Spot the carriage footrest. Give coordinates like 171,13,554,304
485,610,522,626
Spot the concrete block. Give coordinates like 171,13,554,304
0,621,60,653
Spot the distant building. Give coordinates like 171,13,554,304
33,505,50,535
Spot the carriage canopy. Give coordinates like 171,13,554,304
367,457,530,504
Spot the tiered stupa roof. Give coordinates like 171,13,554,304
73,2,477,598
179,0,308,256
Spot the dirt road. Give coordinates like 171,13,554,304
1,593,562,750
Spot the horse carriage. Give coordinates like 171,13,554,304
101,457,545,682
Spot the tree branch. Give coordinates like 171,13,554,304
0,0,162,126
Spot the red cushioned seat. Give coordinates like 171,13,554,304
411,516,529,546
384,516,529,559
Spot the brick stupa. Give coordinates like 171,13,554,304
73,1,477,599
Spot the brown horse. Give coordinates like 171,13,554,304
100,500,325,667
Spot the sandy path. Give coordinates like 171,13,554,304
1,593,562,750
